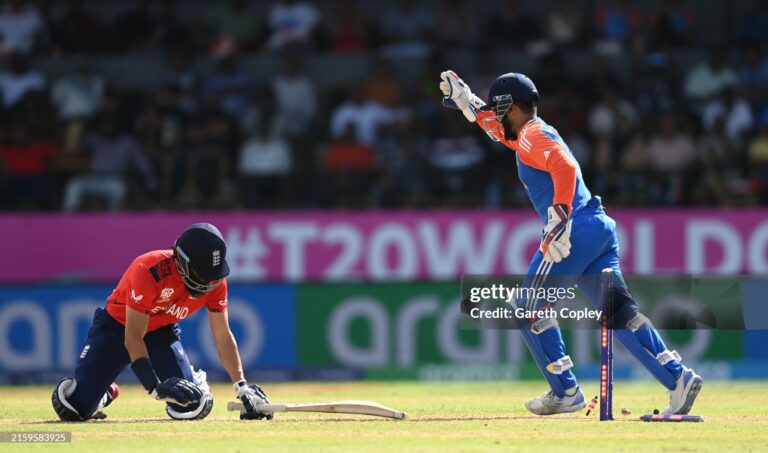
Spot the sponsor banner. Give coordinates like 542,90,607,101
296,282,750,371
0,281,766,381
2,211,768,283
0,284,296,377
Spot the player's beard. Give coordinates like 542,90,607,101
502,115,517,141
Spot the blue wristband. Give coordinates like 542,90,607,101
131,357,160,393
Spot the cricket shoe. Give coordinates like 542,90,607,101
91,382,120,420
525,387,586,415
664,367,703,415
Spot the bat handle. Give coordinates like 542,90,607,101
227,402,287,413
227,401,242,412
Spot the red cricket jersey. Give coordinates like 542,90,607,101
106,250,228,332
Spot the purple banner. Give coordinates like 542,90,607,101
2,210,767,283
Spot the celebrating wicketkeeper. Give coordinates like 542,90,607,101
440,70,703,415
52,223,272,421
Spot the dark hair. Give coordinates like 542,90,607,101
516,102,537,115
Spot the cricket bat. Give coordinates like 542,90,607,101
226,400,407,420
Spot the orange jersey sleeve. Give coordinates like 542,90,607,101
515,123,578,213
205,279,228,312
125,261,160,315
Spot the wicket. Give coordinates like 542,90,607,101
599,268,614,421
598,268,705,423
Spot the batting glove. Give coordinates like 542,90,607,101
439,70,486,122
234,380,273,420
540,204,572,263
152,377,203,407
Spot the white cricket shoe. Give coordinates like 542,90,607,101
525,387,586,415
664,366,703,415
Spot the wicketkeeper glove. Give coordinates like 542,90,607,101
234,380,273,420
439,70,486,122
540,204,572,263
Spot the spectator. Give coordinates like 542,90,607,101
616,127,651,205
636,52,680,114
650,0,694,47
595,0,641,44
697,114,746,204
684,49,738,104
238,114,292,208
320,122,379,208
63,117,156,211
207,0,259,49
702,88,754,140
588,87,639,139
0,53,45,110
323,122,376,171
172,108,235,206
620,127,650,174
426,112,486,204
0,123,57,209
205,55,251,117
547,0,585,47
756,88,768,132
434,0,478,48
267,0,320,51
363,59,403,108
51,63,103,121
272,56,317,136
645,115,695,205
136,76,197,200
380,0,434,57
328,0,370,54
646,115,694,174
738,46,768,96
330,87,410,146
0,0,42,55
749,124,768,203
164,51,199,115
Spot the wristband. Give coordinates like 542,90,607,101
234,379,247,393
131,357,161,393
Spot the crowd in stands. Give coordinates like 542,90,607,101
1,0,768,211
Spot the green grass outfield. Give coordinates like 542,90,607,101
0,381,766,452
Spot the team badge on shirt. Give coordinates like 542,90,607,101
130,289,143,304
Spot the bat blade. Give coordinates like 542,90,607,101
226,400,407,419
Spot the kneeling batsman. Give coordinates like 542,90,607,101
52,223,272,422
